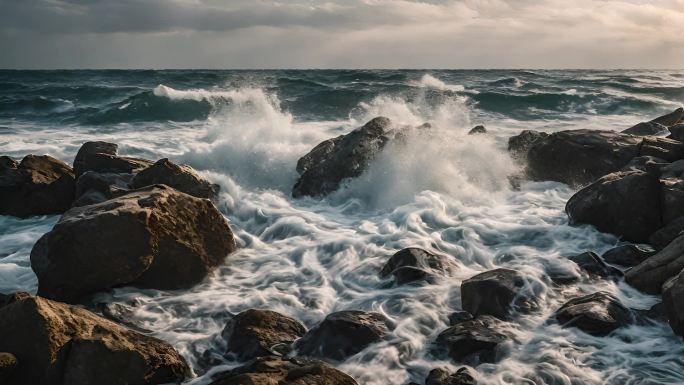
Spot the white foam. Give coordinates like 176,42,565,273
415,74,465,92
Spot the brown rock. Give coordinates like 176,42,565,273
626,234,684,294
0,352,17,383
130,158,218,199
73,141,151,177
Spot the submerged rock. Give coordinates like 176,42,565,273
131,158,219,199
602,244,656,267
461,268,528,320
625,234,684,294
565,171,662,243
568,252,622,279
0,293,189,385
222,309,306,361
73,141,152,177
468,125,487,135
662,270,684,336
208,356,358,385
0,154,75,217
425,367,477,385
380,248,450,285
554,292,633,336
30,185,237,303
435,315,512,364
294,310,393,360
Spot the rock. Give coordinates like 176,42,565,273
435,315,512,364
380,248,450,285
602,245,656,267
508,129,641,187
649,216,684,249
622,121,669,136
448,311,474,326
660,159,684,179
426,367,477,385
208,356,358,385
293,117,396,197
130,158,219,199
0,293,189,385
661,178,684,224
639,137,684,162
626,234,684,294
393,266,435,285
635,302,666,324
568,252,623,278
620,155,668,175
461,269,528,320
468,125,487,135
651,107,684,127
73,141,152,177
0,352,17,383
662,270,684,336
0,155,75,217
670,124,684,141
507,130,548,161
294,310,393,360
565,171,662,243
72,171,134,207
554,292,633,336
30,185,237,303
222,309,306,361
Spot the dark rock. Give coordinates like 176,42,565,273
651,107,684,127
620,156,668,175
509,129,641,187
293,117,397,197
73,141,152,177
426,367,477,385
208,356,358,385
435,315,512,364
626,234,684,294
468,126,487,135
622,121,669,136
221,309,306,361
670,123,684,141
448,311,474,326
635,302,666,324
568,251,623,278
649,216,684,249
565,171,663,243
380,248,450,285
662,270,684,336
130,158,219,199
393,266,435,284
660,160,684,179
602,244,656,267
461,269,528,320
507,130,548,161
554,292,633,336
295,310,393,360
0,155,75,217
73,141,118,177
72,171,134,207
30,185,237,303
0,352,17,383
639,137,684,162
0,293,189,385
661,178,684,224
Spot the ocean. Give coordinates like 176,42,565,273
1,69,683,385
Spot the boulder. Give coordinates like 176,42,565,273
461,269,528,320
448,311,474,326
380,248,450,285
130,158,218,199
565,171,662,243
468,125,487,135
0,352,17,383
0,155,75,217
0,293,189,385
426,367,477,385
568,252,622,278
622,121,669,136
662,270,684,336
620,156,668,175
293,117,396,197
639,137,684,162
294,310,393,360
650,216,684,249
670,124,684,141
30,185,237,303
435,315,512,363
507,130,548,161
651,107,684,127
626,234,684,294
602,244,656,267
554,292,633,336
221,309,306,361
208,356,358,385
508,129,641,187
72,171,133,207
73,141,152,177
661,178,684,224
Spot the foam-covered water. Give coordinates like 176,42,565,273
1,70,683,385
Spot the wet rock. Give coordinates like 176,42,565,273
649,216,684,249
652,107,684,127
208,356,358,385
670,123,684,141
435,315,512,364
635,302,667,324
461,268,528,320
448,311,474,326
222,309,306,361
131,158,219,199
620,155,668,175
626,234,684,294
30,185,237,303
426,367,477,385
602,244,656,267
662,270,684,336
660,159,684,179
507,130,548,161
568,251,623,278
508,129,641,187
0,293,189,385
73,141,152,177
393,266,435,284
380,248,449,285
468,125,487,135
622,121,669,136
565,171,663,243
72,171,134,207
0,352,17,383
661,178,684,224
0,154,75,217
554,292,633,336
639,137,684,162
294,310,393,360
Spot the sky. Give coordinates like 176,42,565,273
1,0,683,69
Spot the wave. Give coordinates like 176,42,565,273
413,74,465,92
0,96,74,116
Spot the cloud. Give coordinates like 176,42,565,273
0,0,683,68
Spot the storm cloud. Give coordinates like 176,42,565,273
1,0,683,68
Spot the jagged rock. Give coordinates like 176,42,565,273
0,352,17,383
294,310,393,360
130,158,219,199
639,137,684,162
0,155,75,217
426,367,477,385
626,234,684,294
448,311,474,326
554,292,633,336
622,121,669,136
565,171,662,243
508,130,548,161
0,293,189,385
30,185,237,303
670,124,684,141
649,216,684,249
662,270,684,336
380,248,450,285
461,269,528,320
662,178,684,224
435,315,512,364
72,171,134,207
602,244,656,267
468,125,487,135
620,156,668,175
568,252,623,278
222,309,306,361
652,107,684,127
73,141,152,177
293,117,396,197
208,356,358,385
